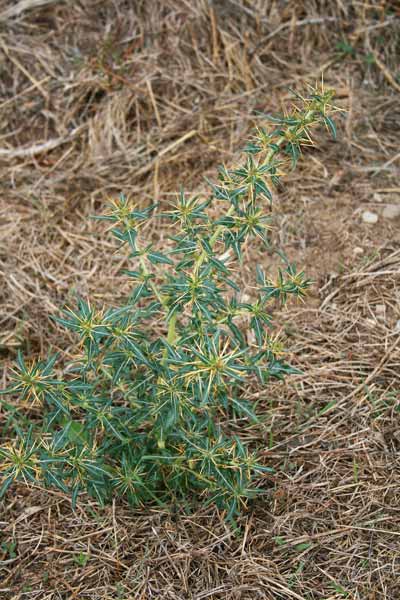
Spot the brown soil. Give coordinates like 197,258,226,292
0,2,399,599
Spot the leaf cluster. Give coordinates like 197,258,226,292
0,85,337,519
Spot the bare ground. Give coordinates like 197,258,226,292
0,1,399,598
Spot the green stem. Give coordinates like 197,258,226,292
160,315,177,368
138,249,176,363
139,254,167,309
166,312,177,347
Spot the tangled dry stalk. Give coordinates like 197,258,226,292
0,1,399,598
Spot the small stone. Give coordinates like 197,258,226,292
353,246,364,255
362,210,378,224
395,320,400,333
365,318,377,327
373,192,383,202
382,204,400,220
375,304,385,315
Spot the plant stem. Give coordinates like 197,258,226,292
139,254,167,309
166,313,177,344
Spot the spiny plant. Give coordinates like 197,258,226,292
0,85,337,520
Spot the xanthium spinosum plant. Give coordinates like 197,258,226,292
0,86,337,519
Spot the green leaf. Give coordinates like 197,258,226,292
147,251,174,266
294,542,313,552
274,536,287,546
66,421,88,444
0,475,14,498
230,397,259,423
254,178,272,202
324,115,337,140
126,228,137,250
71,484,81,509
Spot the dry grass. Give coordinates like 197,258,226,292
0,1,400,598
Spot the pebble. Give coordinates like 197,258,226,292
395,320,400,333
362,210,378,224
365,317,377,327
353,246,364,255
382,204,400,220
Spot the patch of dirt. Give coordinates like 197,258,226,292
0,2,399,599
